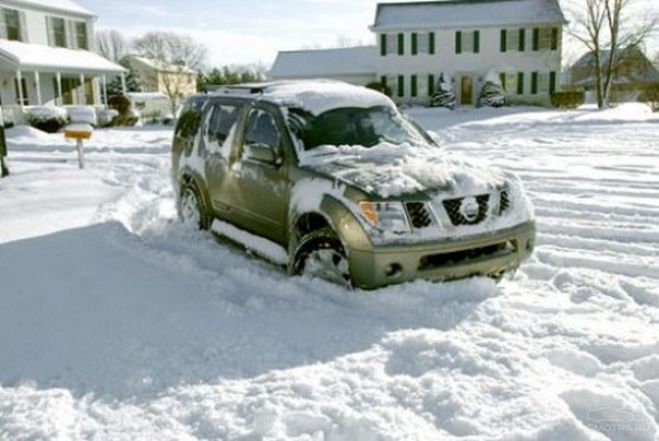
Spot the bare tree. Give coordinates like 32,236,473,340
568,0,657,108
96,30,128,62
133,32,208,115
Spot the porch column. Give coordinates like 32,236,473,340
79,73,85,104
102,75,108,106
56,72,63,106
16,70,25,108
120,72,127,94
34,71,42,105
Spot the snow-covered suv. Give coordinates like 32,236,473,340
172,81,536,289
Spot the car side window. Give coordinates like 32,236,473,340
244,109,280,153
205,104,241,156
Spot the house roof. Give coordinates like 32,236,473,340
269,46,377,79
0,40,126,74
124,56,198,75
3,0,94,17
372,0,567,30
570,47,659,84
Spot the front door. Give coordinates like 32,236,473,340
226,106,289,243
461,76,474,106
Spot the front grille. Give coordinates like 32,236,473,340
419,242,509,271
500,191,510,214
406,202,433,229
442,194,490,226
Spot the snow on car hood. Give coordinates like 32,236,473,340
299,142,507,198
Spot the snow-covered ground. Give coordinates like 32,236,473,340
0,105,658,440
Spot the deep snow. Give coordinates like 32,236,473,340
0,106,658,441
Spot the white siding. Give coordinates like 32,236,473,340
376,25,562,106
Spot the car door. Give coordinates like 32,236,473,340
201,100,246,223
226,105,290,244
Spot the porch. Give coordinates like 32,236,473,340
0,40,127,125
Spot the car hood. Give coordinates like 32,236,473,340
299,143,507,199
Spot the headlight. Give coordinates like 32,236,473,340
359,201,411,233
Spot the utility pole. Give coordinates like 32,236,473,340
0,105,8,178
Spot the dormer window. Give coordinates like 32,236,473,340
1,8,22,41
74,21,88,49
48,16,67,48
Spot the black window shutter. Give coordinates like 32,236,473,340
519,29,526,51
411,75,417,97
429,32,435,55
411,33,418,55
551,28,559,50
398,33,405,56
456,31,462,54
531,72,538,94
428,74,435,96
381,34,387,56
500,29,507,52
398,75,405,97
517,72,524,95
533,28,540,51
549,71,556,94
474,30,480,53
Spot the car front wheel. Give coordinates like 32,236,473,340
292,228,352,287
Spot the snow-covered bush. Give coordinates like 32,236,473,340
97,109,119,127
551,91,585,109
26,106,68,133
107,94,139,127
639,84,659,112
478,71,505,108
68,106,98,126
430,73,456,109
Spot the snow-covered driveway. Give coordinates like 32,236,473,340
0,107,658,440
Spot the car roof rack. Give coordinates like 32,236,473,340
212,82,278,96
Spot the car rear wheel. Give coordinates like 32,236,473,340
178,184,210,230
292,228,352,287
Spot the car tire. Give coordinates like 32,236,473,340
178,183,211,230
292,227,352,287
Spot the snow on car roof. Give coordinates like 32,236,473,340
373,0,567,30
7,0,94,16
260,81,394,116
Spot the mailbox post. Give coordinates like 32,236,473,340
65,124,93,169
0,105,8,178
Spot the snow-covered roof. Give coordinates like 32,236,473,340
372,0,567,30
269,46,377,79
125,56,198,75
3,0,94,17
0,40,126,74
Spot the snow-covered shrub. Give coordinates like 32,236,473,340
478,71,505,108
67,106,97,126
430,73,456,109
639,84,659,112
97,109,119,127
107,94,139,127
26,106,68,133
551,91,585,109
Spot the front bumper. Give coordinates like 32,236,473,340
348,221,536,290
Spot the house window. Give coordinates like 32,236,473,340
48,17,67,48
397,33,405,56
502,28,526,52
397,75,405,97
456,30,479,54
75,21,88,49
533,28,556,51
14,77,28,105
1,8,22,41
418,74,428,97
502,73,518,93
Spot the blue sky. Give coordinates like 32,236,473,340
78,0,658,68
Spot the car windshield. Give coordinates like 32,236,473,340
287,106,429,151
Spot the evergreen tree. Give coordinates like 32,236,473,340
430,73,456,109
107,70,142,97
478,71,506,108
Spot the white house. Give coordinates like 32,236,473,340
270,0,567,107
0,0,126,123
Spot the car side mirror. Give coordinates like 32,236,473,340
246,143,280,165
